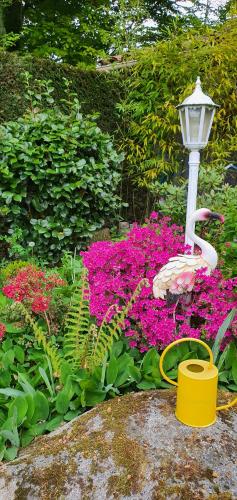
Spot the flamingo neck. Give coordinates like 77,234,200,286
187,218,218,268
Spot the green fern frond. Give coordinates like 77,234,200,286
63,268,90,368
88,278,149,371
13,302,61,377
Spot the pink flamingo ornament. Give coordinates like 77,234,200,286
153,208,224,299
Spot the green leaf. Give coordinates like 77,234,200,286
136,380,156,390
0,370,11,387
64,410,80,421
225,342,237,370
0,388,24,398
2,349,15,367
21,431,35,448
1,339,12,352
218,371,229,384
111,341,124,358
0,446,6,461
142,348,159,373
232,363,237,385
212,309,237,363
228,384,237,391
55,389,70,414
4,446,18,461
217,347,228,371
27,422,46,437
128,365,141,383
0,429,20,447
163,349,179,371
18,373,35,395
84,390,106,406
45,416,64,432
5,323,24,334
114,369,130,388
32,391,49,422
8,396,28,425
25,394,35,423
14,346,25,364
39,367,54,398
106,357,118,385
59,360,73,385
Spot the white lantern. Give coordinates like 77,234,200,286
177,77,219,151
176,77,219,252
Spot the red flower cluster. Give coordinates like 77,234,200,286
0,323,6,340
2,265,65,314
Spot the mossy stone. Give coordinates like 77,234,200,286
0,390,236,499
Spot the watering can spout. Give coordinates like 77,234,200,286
159,338,237,427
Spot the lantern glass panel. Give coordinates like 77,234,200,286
202,108,214,143
188,107,201,143
179,109,187,143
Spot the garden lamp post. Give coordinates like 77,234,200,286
177,77,219,252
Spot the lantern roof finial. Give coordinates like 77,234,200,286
196,76,201,89
177,77,219,109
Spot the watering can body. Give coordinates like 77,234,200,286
160,338,237,428
176,359,218,427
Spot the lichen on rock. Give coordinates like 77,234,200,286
0,390,236,499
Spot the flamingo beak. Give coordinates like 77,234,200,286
209,212,225,223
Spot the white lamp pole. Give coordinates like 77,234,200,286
177,77,219,252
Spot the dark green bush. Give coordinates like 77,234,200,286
0,52,124,135
0,76,123,262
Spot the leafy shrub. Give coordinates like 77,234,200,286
0,76,123,262
82,214,237,350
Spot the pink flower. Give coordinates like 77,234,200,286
82,216,237,351
129,340,137,348
150,211,158,220
0,323,6,340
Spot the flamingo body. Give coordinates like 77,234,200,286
153,208,223,300
153,254,211,299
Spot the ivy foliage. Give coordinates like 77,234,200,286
118,14,237,185
0,74,123,261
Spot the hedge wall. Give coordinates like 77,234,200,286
0,52,124,134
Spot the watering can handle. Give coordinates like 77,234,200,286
159,338,237,411
159,337,214,387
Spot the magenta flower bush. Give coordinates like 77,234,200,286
82,214,237,350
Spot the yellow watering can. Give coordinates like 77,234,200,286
159,337,237,427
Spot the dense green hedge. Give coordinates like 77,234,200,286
0,52,124,134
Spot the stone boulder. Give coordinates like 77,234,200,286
0,390,236,499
